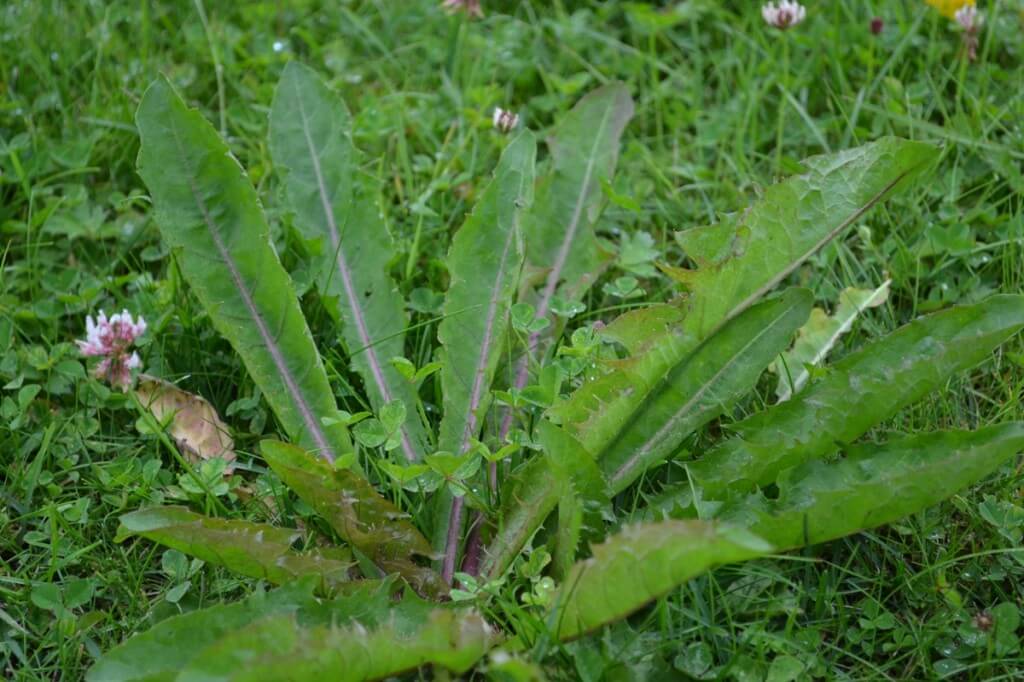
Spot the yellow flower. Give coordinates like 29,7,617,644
926,0,975,19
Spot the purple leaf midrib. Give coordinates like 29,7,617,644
293,89,418,463
167,116,335,462
534,101,619,321
444,177,526,584
499,101,620,440
457,205,521,452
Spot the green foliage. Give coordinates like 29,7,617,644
554,138,938,458
269,62,428,463
89,58,1022,682
684,294,1024,499
86,578,493,682
261,440,445,598
135,77,351,462
172,605,494,681
669,138,938,336
773,280,890,401
10,3,1024,679
116,506,353,590
433,131,536,578
718,424,1024,550
521,82,634,315
436,132,536,459
597,287,813,493
548,521,772,641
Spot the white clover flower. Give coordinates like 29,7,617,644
955,5,982,32
441,0,482,18
492,107,520,133
78,309,147,389
762,1,806,30
954,5,983,61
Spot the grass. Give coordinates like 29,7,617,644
2,0,1023,679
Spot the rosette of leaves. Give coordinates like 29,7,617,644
91,63,1024,679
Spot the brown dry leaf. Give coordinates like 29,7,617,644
135,374,236,472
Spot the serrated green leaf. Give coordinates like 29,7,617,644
774,281,890,401
175,602,495,682
437,131,536,457
503,84,634,438
117,506,352,589
536,420,610,579
549,521,772,640
434,132,536,581
522,83,634,311
484,289,810,578
597,288,813,493
717,424,1024,549
135,77,350,461
270,62,426,463
559,138,939,457
480,455,560,580
87,579,381,682
484,139,937,580
687,294,1024,498
260,440,446,598
671,138,937,335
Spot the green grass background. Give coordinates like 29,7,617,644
2,0,1023,679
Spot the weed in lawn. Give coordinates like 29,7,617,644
2,1,1023,680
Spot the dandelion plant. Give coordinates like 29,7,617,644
86,62,1024,681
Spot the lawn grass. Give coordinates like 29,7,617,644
2,0,1023,679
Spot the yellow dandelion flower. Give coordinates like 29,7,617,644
926,0,975,19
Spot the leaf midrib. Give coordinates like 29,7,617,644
293,86,419,463
167,110,337,462
606,297,803,491
534,99,618,322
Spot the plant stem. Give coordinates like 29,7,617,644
441,496,465,583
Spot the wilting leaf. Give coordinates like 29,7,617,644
559,138,938,458
717,424,1024,549
774,281,890,401
135,375,235,470
596,288,812,493
86,578,436,682
260,440,446,598
686,294,1024,499
549,521,772,640
117,506,352,589
175,603,496,681
136,77,351,461
434,132,535,579
270,62,427,463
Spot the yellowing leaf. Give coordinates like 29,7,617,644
135,375,235,470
